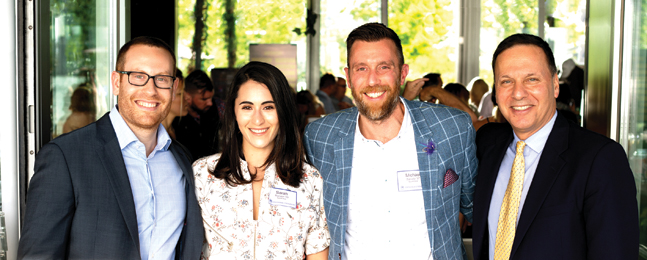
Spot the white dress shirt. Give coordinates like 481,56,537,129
344,98,432,260
487,111,557,260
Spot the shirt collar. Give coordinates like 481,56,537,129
512,110,558,154
355,97,411,143
109,105,172,152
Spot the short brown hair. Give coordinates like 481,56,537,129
346,23,404,67
115,36,176,75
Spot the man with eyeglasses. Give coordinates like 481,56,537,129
18,36,203,260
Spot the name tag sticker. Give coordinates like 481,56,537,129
269,188,297,208
397,170,423,192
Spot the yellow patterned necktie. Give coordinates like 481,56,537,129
494,141,526,260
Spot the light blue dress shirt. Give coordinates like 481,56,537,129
487,111,557,260
109,106,186,260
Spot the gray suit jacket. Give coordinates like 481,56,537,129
18,113,204,259
303,99,478,260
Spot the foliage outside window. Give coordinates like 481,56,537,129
480,0,584,86
177,0,306,77
319,0,380,78
480,0,538,85
389,0,458,83
340,0,458,84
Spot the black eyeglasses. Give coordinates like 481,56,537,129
116,71,176,89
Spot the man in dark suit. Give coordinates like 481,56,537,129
18,36,203,259
472,33,638,260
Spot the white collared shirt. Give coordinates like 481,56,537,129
344,98,432,260
487,111,558,260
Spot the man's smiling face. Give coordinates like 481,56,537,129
111,44,176,132
345,39,409,122
494,44,559,140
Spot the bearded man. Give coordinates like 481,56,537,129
303,23,478,260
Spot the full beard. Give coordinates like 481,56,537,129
352,85,400,122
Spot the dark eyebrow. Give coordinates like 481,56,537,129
238,100,275,105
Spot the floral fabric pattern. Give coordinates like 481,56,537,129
194,154,330,260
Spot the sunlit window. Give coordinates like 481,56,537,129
390,0,459,83
177,0,307,87
319,0,380,79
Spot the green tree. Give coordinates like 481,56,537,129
178,0,199,72
231,0,305,68
347,0,457,83
389,0,457,83
484,0,537,37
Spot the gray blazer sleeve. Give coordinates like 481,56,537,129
18,143,75,259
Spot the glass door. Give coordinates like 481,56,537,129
40,0,115,145
618,0,647,257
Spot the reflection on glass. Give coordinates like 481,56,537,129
622,0,647,255
50,0,110,138
546,0,586,124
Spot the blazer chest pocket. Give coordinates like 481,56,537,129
440,173,460,200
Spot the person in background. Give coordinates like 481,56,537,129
332,77,354,110
404,77,478,122
443,83,470,105
194,61,329,259
162,68,190,139
304,22,477,260
296,90,325,134
444,83,478,117
174,69,220,159
18,36,203,259
316,73,338,114
63,83,97,134
468,77,489,117
472,33,637,260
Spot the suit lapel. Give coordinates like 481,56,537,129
169,142,194,258
333,108,358,250
510,114,569,258
474,123,513,259
95,114,140,249
406,101,438,251
482,128,513,213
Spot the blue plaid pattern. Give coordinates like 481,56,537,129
304,99,477,260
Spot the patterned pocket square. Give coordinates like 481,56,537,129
443,169,459,188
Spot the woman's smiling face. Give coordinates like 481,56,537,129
235,80,279,155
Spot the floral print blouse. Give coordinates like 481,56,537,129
194,154,330,260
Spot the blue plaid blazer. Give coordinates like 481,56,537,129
303,99,477,260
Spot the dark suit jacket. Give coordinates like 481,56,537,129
18,113,204,259
473,112,638,260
